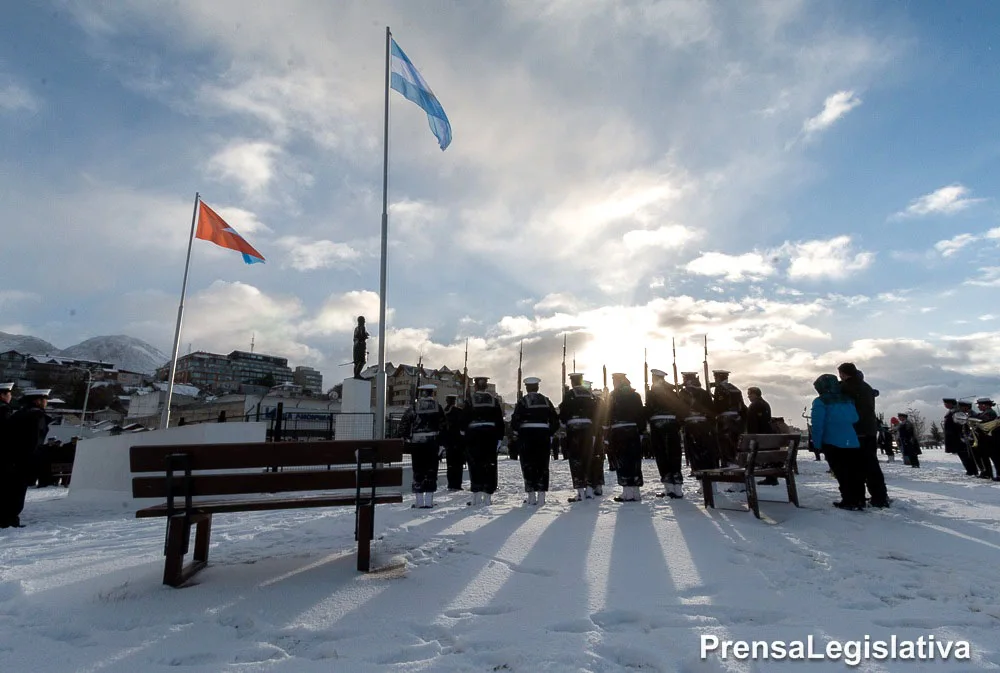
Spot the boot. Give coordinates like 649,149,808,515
669,482,684,498
592,486,603,496
423,492,434,508
525,491,537,505
412,492,425,508
484,493,493,506
568,487,586,502
585,486,594,499
536,491,546,506
467,491,482,506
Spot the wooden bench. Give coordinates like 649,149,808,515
692,433,800,519
130,439,403,587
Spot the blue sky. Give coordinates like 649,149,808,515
3,0,1000,422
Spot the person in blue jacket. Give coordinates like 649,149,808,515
811,374,864,510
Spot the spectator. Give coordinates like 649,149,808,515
837,363,890,508
811,374,865,511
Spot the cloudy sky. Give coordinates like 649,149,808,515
4,0,1000,423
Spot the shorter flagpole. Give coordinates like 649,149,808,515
160,192,201,430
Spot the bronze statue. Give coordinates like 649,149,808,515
353,316,369,379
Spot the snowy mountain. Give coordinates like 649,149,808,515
0,331,169,374
0,331,60,356
62,335,169,374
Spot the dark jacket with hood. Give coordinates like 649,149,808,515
838,370,879,438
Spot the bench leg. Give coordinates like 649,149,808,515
193,514,212,563
701,477,716,509
786,471,800,508
746,474,761,519
357,504,373,572
163,513,211,588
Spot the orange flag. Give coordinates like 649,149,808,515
195,201,265,264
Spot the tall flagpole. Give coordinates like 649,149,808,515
161,192,201,429
375,26,391,439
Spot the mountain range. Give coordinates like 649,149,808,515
0,332,169,375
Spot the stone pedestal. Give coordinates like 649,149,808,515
337,377,374,440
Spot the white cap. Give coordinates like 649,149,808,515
568,372,584,378
524,376,541,385
0,382,13,392
650,369,667,378
22,388,51,398
418,384,437,391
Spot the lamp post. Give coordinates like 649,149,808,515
77,368,93,426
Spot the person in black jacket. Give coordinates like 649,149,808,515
0,382,13,423
896,412,921,467
746,387,781,485
837,363,890,508
1,388,52,528
678,372,718,473
511,377,559,506
608,373,646,502
943,398,976,475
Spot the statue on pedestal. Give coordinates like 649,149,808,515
353,316,369,379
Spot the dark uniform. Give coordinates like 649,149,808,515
678,373,718,473
897,414,921,468
711,370,747,467
877,423,895,462
591,390,608,495
645,370,684,498
559,374,598,501
972,399,998,479
956,402,978,473
608,374,646,501
404,385,445,508
1,390,51,528
442,395,467,490
746,387,779,485
943,399,976,476
464,377,505,505
511,378,559,504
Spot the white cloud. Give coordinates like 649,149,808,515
965,267,1000,288
534,293,582,314
276,236,363,271
0,290,41,309
299,290,384,337
206,140,283,198
780,236,875,280
0,72,39,113
801,90,862,139
684,251,776,282
892,184,985,219
934,233,978,257
622,224,699,252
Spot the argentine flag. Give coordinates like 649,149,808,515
390,37,452,151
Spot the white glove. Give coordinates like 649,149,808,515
438,446,446,459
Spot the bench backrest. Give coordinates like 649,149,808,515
130,439,403,500
736,433,800,466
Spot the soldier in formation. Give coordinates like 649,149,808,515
712,370,747,467
559,372,598,502
510,376,559,506
677,372,718,473
404,384,445,508
464,376,504,506
943,398,976,476
608,373,646,502
442,393,466,490
645,369,684,498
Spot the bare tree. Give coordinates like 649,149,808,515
905,407,926,442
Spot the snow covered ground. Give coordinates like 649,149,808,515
2,451,999,672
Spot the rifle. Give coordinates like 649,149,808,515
415,354,422,401
516,340,523,402
643,347,649,399
602,365,607,395
671,337,678,388
703,335,710,389
561,333,568,394
462,338,469,405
